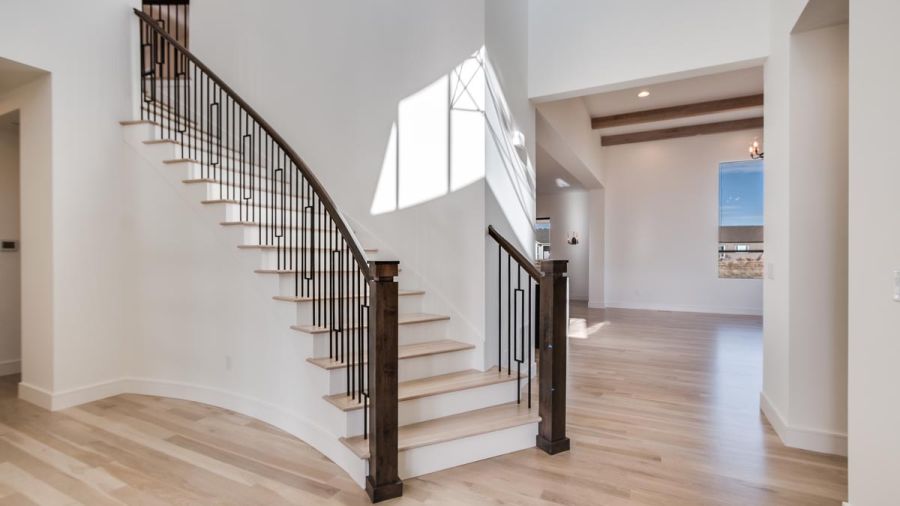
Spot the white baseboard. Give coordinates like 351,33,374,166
604,301,763,316
587,300,605,309
760,391,847,456
18,382,53,410
17,376,367,487
0,359,21,376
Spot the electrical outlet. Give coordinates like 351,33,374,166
225,355,232,371
767,263,775,280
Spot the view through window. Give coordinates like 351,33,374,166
718,159,764,279
535,218,551,261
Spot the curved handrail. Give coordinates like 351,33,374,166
487,225,541,281
133,8,371,277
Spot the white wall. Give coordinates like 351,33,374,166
0,118,20,375
788,21,848,447
1,0,139,398
484,0,536,368
486,0,536,252
0,76,54,393
761,0,849,458
848,1,900,504
535,98,605,188
761,0,808,441
602,130,764,315
536,191,590,300
528,0,769,101
587,188,605,308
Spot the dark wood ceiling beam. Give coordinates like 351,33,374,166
591,94,764,129
601,117,764,147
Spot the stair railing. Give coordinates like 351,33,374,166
133,9,401,501
487,225,570,455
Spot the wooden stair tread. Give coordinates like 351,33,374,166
341,401,538,458
307,339,474,370
273,290,423,303
292,312,448,334
325,367,514,411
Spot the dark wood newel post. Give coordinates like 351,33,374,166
536,259,571,455
366,261,403,503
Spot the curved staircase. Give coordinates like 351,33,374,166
121,6,569,503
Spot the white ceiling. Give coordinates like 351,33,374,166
0,57,46,96
582,66,764,136
537,66,765,195
582,66,764,117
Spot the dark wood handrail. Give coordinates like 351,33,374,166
487,225,541,281
133,8,371,277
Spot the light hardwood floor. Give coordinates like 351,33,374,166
0,304,847,505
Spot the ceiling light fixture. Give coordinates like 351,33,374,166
749,138,764,159
637,90,650,98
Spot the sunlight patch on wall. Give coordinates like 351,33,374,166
398,76,450,209
369,47,535,219
370,122,397,215
450,50,486,191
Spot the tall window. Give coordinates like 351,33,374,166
718,159,764,279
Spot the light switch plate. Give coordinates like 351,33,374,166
894,270,900,302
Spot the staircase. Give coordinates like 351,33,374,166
125,6,569,503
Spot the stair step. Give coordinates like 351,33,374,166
325,367,515,412
202,199,314,211
220,221,341,231
307,339,473,371
255,268,370,275
164,158,268,174
239,244,377,253
273,289,423,303
340,402,539,459
184,178,307,198
292,312,448,335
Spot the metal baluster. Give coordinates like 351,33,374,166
507,254,511,375
529,280,535,409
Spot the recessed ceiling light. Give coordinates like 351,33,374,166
638,90,650,98
555,178,570,188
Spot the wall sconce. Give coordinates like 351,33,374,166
749,138,764,159
567,232,580,245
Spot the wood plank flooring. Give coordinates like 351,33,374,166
0,303,847,504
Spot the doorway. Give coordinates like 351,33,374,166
0,110,20,377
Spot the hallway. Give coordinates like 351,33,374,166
0,305,846,505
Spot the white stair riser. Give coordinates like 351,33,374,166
179,163,305,192
256,249,375,270
145,141,267,168
394,422,538,480
306,319,449,357
230,225,340,245
198,185,309,205
319,349,473,396
286,294,422,323
338,380,522,438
